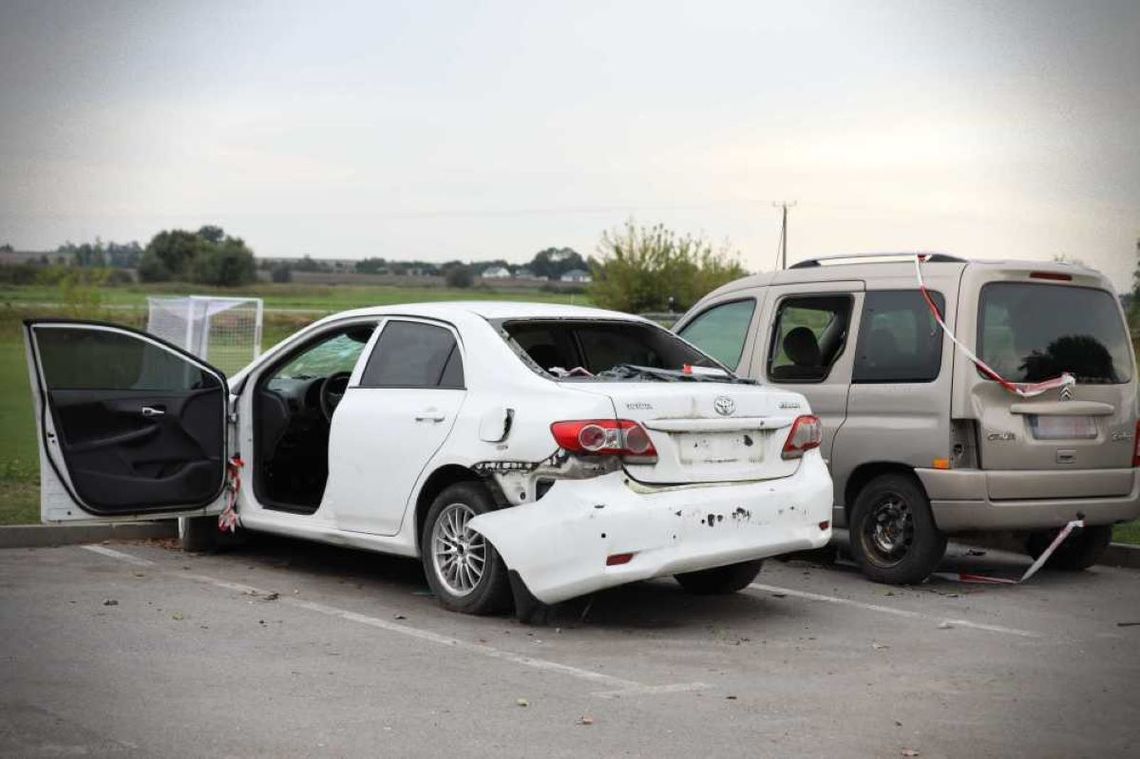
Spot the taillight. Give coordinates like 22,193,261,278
1134,421,1140,468
782,415,823,460
550,419,658,463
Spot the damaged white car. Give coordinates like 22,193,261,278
23,304,832,617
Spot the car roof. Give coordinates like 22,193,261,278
701,254,1113,300
328,301,648,322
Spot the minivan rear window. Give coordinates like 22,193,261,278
978,283,1132,384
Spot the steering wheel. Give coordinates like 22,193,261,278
319,371,352,422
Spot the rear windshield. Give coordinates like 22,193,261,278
978,283,1132,384
498,319,725,380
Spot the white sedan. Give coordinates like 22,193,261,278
23,303,832,617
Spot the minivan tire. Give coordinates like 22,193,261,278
421,482,513,615
849,473,947,585
1025,524,1112,571
674,559,764,595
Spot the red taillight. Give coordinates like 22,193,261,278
550,419,659,463
1134,421,1140,468
782,415,823,460
1029,271,1072,281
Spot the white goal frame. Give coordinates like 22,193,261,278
145,295,264,375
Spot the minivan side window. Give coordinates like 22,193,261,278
677,299,756,370
360,321,465,389
767,295,853,383
852,290,946,383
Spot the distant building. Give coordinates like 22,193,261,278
513,268,540,280
560,268,592,283
482,266,511,279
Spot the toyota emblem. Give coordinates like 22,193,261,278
714,396,736,416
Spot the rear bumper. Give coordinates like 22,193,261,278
915,467,1140,532
468,453,833,604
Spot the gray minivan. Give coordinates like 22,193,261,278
673,253,1139,584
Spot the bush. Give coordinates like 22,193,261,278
589,220,748,313
0,263,39,285
139,226,256,286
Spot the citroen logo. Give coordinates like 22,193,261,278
714,396,736,416
1060,386,1073,401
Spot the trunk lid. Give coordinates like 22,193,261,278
569,381,809,484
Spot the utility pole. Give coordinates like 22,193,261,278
772,201,796,270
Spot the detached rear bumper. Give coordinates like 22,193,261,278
916,467,1140,532
468,454,832,604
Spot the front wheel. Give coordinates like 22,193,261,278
420,482,512,615
1025,524,1112,571
674,559,764,595
849,473,946,585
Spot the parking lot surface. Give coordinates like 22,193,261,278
1,536,1138,758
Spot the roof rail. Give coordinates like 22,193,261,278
789,252,967,269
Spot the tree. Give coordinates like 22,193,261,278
528,247,585,280
589,220,748,313
444,264,474,288
271,263,293,283
139,226,256,286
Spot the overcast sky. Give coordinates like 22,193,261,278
1,0,1137,288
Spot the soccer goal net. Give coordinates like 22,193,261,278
146,296,264,375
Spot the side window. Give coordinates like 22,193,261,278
853,290,945,383
767,295,853,383
360,321,464,389
35,327,218,391
677,299,756,370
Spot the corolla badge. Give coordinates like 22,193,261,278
714,396,736,416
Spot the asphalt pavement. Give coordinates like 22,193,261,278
1,535,1138,758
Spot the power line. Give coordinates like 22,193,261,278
772,201,796,270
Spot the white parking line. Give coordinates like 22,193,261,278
81,545,706,697
748,582,1043,639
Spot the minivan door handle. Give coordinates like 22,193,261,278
415,413,446,423
1009,401,1114,416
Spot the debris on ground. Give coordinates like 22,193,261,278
725,695,738,700
1117,622,1140,627
102,599,118,606
901,750,920,757
262,592,279,601
172,612,185,621
771,593,787,598
872,642,889,650
937,621,954,629
516,698,529,707
577,715,594,725
394,614,406,620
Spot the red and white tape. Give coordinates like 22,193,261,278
218,455,244,533
933,519,1084,585
913,254,1074,398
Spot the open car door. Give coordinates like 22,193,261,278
24,320,230,523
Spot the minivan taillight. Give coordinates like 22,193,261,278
1134,421,1140,468
550,419,659,464
782,415,823,460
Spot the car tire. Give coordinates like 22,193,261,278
420,482,512,615
849,473,946,585
1025,524,1112,571
674,559,764,595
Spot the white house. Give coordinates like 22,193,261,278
481,266,511,279
560,268,592,283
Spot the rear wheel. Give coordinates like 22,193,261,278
421,482,512,615
674,559,764,595
849,473,946,585
1025,524,1112,571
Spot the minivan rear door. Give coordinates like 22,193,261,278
24,320,230,523
954,269,1136,496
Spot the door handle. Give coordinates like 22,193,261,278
140,406,166,417
415,414,446,423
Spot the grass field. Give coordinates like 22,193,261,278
1,279,1138,547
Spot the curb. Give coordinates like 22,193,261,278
1101,542,1140,570
0,521,177,549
